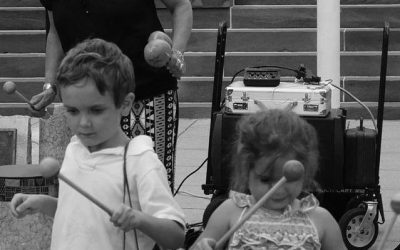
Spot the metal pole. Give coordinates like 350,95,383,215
317,0,341,109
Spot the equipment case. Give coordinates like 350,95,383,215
344,120,378,188
225,81,332,117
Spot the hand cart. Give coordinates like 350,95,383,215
201,21,391,249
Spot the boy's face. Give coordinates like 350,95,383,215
60,78,131,152
248,154,304,212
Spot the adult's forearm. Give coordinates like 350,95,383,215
170,1,193,52
45,11,64,84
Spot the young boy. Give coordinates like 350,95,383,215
9,38,185,250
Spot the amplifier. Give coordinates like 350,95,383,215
204,109,346,194
243,67,280,87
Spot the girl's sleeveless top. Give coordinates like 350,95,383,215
228,191,322,250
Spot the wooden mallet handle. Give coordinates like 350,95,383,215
58,172,113,216
39,157,113,216
215,160,304,249
2,81,33,106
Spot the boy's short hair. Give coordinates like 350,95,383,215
56,38,135,107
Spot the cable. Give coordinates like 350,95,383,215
173,158,208,197
320,80,378,132
176,190,211,200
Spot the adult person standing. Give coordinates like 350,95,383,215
32,0,193,190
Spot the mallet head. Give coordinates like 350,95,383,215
144,39,172,68
148,31,173,46
39,157,61,178
3,81,17,94
283,160,304,182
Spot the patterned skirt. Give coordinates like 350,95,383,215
120,90,178,191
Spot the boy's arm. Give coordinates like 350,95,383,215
10,194,58,218
135,213,185,248
111,150,186,249
111,205,185,249
311,207,346,250
36,194,58,217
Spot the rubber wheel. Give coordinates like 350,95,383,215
345,196,366,211
339,207,378,249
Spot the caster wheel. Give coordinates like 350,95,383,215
345,196,366,211
339,207,378,249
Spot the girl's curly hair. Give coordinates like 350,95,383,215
230,109,319,194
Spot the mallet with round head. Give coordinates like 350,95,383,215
377,192,400,250
144,39,172,68
38,157,113,216
39,157,61,178
148,31,173,46
215,160,305,249
3,81,34,107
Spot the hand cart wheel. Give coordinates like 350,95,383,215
339,206,378,249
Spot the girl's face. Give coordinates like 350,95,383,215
60,78,132,152
248,154,304,212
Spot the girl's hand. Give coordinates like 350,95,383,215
110,204,141,232
166,49,185,79
191,238,216,250
9,193,43,218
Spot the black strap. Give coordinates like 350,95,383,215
123,142,133,207
123,141,139,250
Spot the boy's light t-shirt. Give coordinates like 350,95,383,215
51,135,185,250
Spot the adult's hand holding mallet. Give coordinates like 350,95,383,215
377,192,400,250
144,31,172,68
3,81,34,107
144,31,185,78
39,157,113,216
215,160,305,249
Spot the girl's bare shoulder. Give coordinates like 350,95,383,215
208,198,244,226
217,198,243,216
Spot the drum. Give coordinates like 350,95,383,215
0,164,57,250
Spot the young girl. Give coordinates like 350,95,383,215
9,38,185,250
191,109,346,250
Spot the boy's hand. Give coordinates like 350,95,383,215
110,204,141,232
191,238,216,250
9,193,43,218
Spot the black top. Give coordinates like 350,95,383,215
41,0,177,100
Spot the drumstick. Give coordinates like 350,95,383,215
215,160,305,249
39,157,113,216
2,81,33,106
58,172,113,216
377,192,400,250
